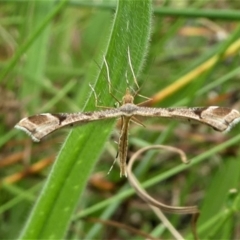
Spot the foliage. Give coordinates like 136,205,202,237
0,0,240,239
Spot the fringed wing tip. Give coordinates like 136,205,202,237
14,124,40,142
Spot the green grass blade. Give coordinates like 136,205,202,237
73,133,240,219
19,0,152,239
0,0,68,83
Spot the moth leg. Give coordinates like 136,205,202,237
89,84,113,110
127,46,139,89
103,56,121,104
127,47,151,103
131,116,146,128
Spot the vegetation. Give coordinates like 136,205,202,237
0,0,240,239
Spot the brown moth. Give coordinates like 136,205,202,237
15,50,240,177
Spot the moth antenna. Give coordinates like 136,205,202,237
103,56,121,104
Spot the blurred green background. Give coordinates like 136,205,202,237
0,0,240,239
